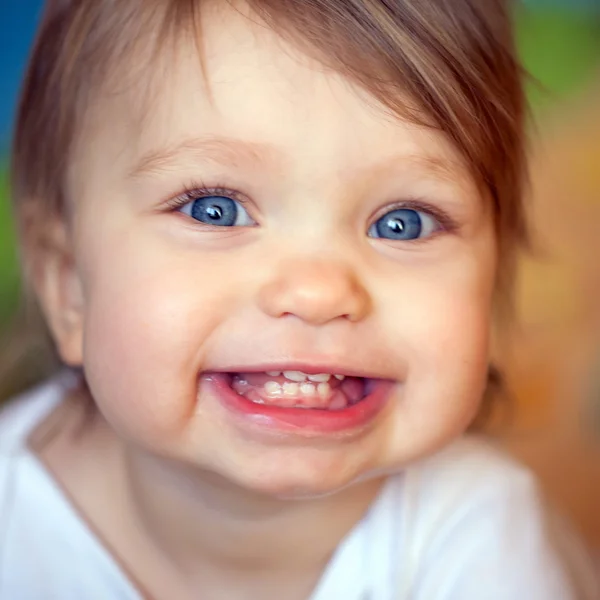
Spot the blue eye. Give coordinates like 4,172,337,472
179,195,255,227
368,208,438,241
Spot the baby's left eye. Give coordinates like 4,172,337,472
368,208,439,241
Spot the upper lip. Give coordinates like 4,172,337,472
207,362,390,380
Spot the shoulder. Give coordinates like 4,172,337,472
0,376,68,537
395,436,544,559
0,376,139,599
410,435,538,509
0,376,67,453
417,434,534,486
0,376,68,525
390,437,598,599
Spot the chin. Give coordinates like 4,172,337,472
235,473,363,500
210,446,379,500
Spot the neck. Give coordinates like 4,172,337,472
39,396,385,598
124,447,383,578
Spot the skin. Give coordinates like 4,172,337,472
34,2,497,598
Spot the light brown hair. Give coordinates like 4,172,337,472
4,0,528,408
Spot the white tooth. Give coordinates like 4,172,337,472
283,371,308,382
283,382,300,396
264,381,282,397
300,382,316,396
266,371,282,377
307,373,331,383
317,382,331,399
334,374,345,381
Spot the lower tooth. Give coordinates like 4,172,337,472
264,381,282,398
283,382,300,396
317,382,331,399
300,382,316,396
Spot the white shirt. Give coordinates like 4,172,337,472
0,379,597,600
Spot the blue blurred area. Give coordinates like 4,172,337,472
0,0,43,149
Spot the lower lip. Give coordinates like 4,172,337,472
203,373,394,434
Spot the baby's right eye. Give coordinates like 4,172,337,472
179,195,255,227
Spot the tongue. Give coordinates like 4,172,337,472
230,373,366,410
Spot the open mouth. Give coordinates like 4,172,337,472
227,370,375,411
203,368,393,434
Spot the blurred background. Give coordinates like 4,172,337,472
0,0,599,563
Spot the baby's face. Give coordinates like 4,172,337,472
58,3,496,496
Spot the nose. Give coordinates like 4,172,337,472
257,259,371,325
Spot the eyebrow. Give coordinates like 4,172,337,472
377,153,459,179
128,134,468,185
128,135,281,179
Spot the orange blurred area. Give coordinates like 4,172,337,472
503,73,600,552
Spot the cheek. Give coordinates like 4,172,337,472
414,273,492,369
77,230,235,442
384,243,494,355
381,248,495,443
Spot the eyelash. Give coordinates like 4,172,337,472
165,182,250,212
370,199,459,235
165,182,460,234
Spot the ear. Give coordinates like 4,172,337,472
30,217,85,367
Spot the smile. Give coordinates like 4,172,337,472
202,368,395,434
231,370,371,410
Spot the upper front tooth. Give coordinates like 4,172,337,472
266,371,282,377
334,374,345,381
307,373,331,383
283,371,308,382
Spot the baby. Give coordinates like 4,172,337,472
0,0,596,598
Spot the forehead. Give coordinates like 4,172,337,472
70,1,474,195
